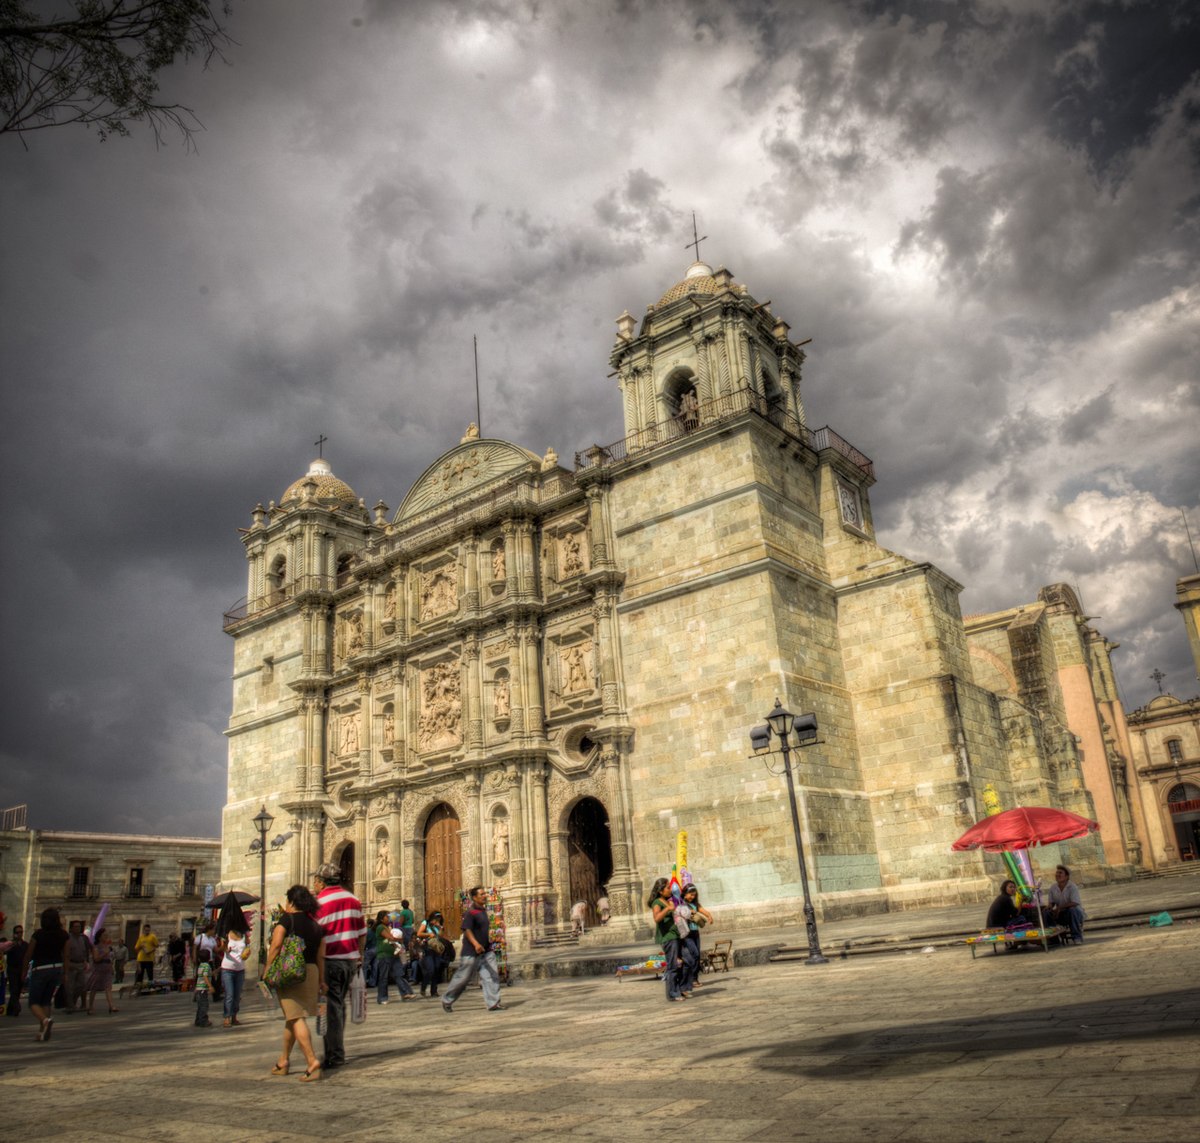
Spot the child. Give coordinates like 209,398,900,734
194,949,213,1028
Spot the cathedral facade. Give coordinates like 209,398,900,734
221,260,1112,945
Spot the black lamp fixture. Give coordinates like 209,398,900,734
250,805,275,960
750,698,828,965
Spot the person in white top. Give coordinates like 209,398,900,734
218,927,250,1026
1046,865,1086,944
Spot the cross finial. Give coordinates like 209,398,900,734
685,211,708,262
314,434,328,457
1151,668,1166,694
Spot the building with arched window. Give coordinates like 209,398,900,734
222,259,1119,945
1125,574,1200,865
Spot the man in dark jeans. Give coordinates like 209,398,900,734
313,863,366,1071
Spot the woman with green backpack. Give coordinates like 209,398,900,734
263,885,325,1082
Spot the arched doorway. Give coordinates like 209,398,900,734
423,803,463,928
567,797,613,928
337,842,355,889
1168,782,1200,861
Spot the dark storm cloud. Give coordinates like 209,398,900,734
1,0,1196,837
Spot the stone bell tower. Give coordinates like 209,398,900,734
611,259,807,443
223,456,375,899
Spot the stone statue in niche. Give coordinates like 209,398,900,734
375,836,390,879
493,676,510,720
561,532,583,577
492,543,506,581
563,643,591,693
346,612,364,657
678,386,700,429
382,710,395,746
338,712,360,755
383,585,397,620
420,567,457,619
492,820,509,864
417,662,462,750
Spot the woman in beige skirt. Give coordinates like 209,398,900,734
264,885,325,1081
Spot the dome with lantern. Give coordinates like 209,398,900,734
281,457,359,508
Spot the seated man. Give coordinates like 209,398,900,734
1046,864,1085,943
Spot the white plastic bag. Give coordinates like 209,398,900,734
350,965,367,1024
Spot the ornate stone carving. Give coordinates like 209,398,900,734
493,674,511,720
382,710,395,746
560,531,585,578
492,819,509,864
374,834,390,880
491,542,506,581
383,584,397,620
562,641,594,694
420,566,458,620
417,661,462,751
336,611,364,663
541,446,558,471
336,712,361,755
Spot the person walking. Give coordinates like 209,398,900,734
167,933,187,983
64,920,91,1011
133,924,158,986
85,929,118,1014
441,886,503,1013
677,884,714,996
193,948,213,1027
415,909,446,998
23,908,70,1041
648,878,684,1002
374,914,415,1004
111,936,128,984
312,862,366,1072
219,926,249,1026
4,925,27,1018
266,884,325,1081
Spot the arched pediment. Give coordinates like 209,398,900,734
395,439,541,523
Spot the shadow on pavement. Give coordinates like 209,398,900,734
694,988,1200,1078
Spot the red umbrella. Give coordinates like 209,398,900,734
951,806,1099,852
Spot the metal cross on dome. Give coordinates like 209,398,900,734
1151,667,1166,694
314,433,328,457
685,212,708,262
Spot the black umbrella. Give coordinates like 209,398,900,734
212,891,259,938
208,890,259,908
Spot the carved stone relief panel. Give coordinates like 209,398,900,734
545,621,598,714
558,528,588,580
418,557,459,622
327,696,362,773
335,608,365,666
417,659,463,752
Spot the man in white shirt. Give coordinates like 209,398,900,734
1047,865,1085,944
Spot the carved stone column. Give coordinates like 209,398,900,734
387,793,403,899
519,617,545,743
464,770,483,887
692,330,712,406
529,764,551,888
354,803,369,904
593,588,620,715
465,633,483,751
357,673,372,774
515,519,536,600
585,484,612,568
464,531,481,616
505,769,528,886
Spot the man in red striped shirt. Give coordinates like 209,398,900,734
313,862,366,1071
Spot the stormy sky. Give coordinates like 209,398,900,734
2,0,1198,838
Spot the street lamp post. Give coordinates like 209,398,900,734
750,698,828,965
251,805,274,962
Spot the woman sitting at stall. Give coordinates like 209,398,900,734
985,879,1022,928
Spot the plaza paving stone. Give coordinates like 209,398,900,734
1,919,1196,1141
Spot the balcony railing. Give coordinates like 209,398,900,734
121,884,156,899
178,885,202,898
223,573,336,628
66,883,100,899
574,386,874,480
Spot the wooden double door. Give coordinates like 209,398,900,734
423,804,463,927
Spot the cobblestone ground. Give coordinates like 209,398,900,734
2,924,1197,1141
